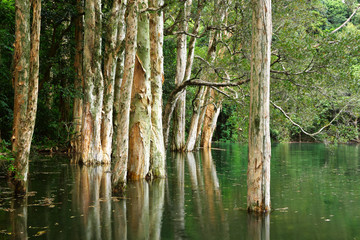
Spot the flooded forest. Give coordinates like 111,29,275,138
1,0,360,239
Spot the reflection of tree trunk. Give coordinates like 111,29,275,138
71,165,111,239
173,153,186,239
247,0,272,213
149,179,165,240
127,180,150,240
11,198,28,240
202,149,229,239
112,0,138,189
247,214,270,240
112,200,127,240
149,0,166,178
186,152,205,231
128,0,152,180
100,165,112,240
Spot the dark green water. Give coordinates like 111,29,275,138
1,143,360,239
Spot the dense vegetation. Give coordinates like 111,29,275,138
0,0,359,149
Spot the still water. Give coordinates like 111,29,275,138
1,143,360,239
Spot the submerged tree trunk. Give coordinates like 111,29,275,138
149,0,166,178
10,0,41,195
101,0,125,164
247,0,272,213
81,0,104,164
72,0,84,153
112,0,137,191
128,0,152,180
172,0,192,151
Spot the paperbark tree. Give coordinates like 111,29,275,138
71,0,84,153
81,0,104,164
172,0,192,151
247,0,272,213
101,0,126,164
112,0,137,190
149,0,166,178
10,0,41,195
201,89,222,149
128,0,152,180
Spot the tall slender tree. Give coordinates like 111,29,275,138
81,0,104,164
128,0,152,180
149,0,166,178
112,0,138,190
247,0,272,213
72,0,84,153
172,0,192,151
10,0,41,195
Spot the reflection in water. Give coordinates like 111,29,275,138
248,214,270,240
10,198,27,240
5,147,273,239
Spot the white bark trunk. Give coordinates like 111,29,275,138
112,0,137,190
247,0,272,213
149,0,166,178
128,0,152,180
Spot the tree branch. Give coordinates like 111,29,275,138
331,4,360,34
271,100,350,138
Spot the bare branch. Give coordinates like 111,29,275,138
271,100,350,138
331,4,360,34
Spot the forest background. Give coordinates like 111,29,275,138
0,0,360,151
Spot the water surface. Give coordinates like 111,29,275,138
0,143,360,239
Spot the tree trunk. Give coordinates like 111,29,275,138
201,89,222,149
112,0,137,191
128,0,152,180
10,0,41,196
172,0,192,151
101,0,125,164
81,0,104,164
71,0,84,153
185,86,207,151
149,0,166,178
247,0,272,213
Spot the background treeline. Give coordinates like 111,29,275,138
0,0,359,149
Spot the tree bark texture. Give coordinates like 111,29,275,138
101,0,126,164
201,89,222,149
112,0,137,190
11,0,41,195
72,0,84,153
171,0,192,151
185,86,207,151
247,0,272,213
81,0,104,164
128,0,152,180
149,0,166,178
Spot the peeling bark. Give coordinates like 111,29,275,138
81,0,104,164
101,0,126,164
72,0,84,153
172,0,192,151
149,0,166,178
112,0,138,190
185,86,207,151
10,0,41,196
247,0,272,213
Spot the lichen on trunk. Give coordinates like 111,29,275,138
247,0,272,213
